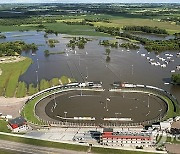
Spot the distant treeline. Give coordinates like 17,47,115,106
122,26,168,35
0,41,38,56
95,26,180,52
0,18,56,26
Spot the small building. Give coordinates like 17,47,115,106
160,121,171,131
8,116,30,133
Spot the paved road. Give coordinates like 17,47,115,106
0,140,87,154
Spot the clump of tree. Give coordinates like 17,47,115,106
46,39,59,48
67,37,91,49
44,50,50,56
145,39,180,52
99,40,118,48
122,26,168,35
105,48,111,62
0,41,38,57
95,26,120,36
45,29,58,36
0,34,6,39
44,33,48,38
37,24,45,29
105,48,111,56
119,43,140,49
84,18,110,23
171,74,180,85
63,20,86,25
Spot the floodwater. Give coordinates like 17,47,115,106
1,31,180,103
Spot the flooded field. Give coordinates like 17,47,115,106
1,31,180,103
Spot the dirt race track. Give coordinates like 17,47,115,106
35,90,167,125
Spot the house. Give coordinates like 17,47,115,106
8,116,30,133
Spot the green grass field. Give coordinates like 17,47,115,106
0,58,32,97
0,120,11,133
0,25,38,32
21,95,45,125
44,22,109,36
0,14,179,35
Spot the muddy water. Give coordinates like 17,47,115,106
1,31,180,103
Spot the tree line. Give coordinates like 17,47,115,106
122,26,168,35
0,41,38,57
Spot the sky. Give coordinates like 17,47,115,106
0,0,179,3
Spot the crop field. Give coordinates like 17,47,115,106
93,18,180,34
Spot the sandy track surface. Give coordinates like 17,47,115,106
0,97,29,118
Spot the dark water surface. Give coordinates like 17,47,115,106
1,31,180,103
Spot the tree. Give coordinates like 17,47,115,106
105,48,111,56
106,56,111,62
44,50,50,56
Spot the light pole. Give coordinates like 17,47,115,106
79,56,80,66
131,64,133,75
36,70,39,91
54,92,57,108
37,58,39,69
64,111,67,123
148,94,150,108
36,70,39,83
86,66,88,80
106,98,110,112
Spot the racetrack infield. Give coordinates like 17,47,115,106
35,90,167,125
